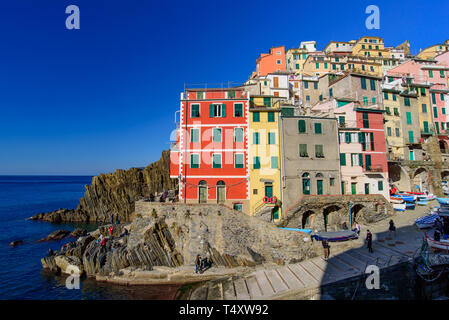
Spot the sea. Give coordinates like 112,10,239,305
0,176,179,300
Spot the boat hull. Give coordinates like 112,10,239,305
426,234,449,251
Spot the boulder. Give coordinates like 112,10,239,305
9,240,23,247
38,230,70,242
70,228,87,238
54,255,84,275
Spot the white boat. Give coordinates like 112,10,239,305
390,197,404,204
393,203,406,211
426,233,449,251
415,214,438,229
417,194,436,201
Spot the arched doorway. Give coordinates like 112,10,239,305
302,173,311,195
440,140,449,154
216,181,226,204
413,168,428,193
323,205,341,231
388,163,411,192
316,173,324,195
351,204,364,225
198,180,207,203
441,171,449,182
301,210,315,229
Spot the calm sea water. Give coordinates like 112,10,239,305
0,176,179,300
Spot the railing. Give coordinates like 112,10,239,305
364,165,384,172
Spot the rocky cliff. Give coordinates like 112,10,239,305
30,150,177,223
41,202,318,278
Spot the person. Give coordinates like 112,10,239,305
352,221,360,235
434,229,441,242
110,215,114,225
97,234,104,244
149,193,155,202
100,237,107,248
195,254,201,274
322,240,330,260
109,226,114,236
366,230,373,253
388,220,396,238
390,185,398,196
116,216,120,225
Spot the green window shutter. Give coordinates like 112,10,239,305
314,82,318,90
299,144,308,157
440,70,445,78
235,154,244,168
422,104,427,113
253,132,259,145
429,70,434,78
421,87,426,96
370,79,376,91
296,63,299,69
234,103,243,117
271,156,278,169
253,157,260,169
253,111,260,122
329,88,333,97
345,132,351,143
372,97,376,104
209,104,214,117
304,81,308,89
370,132,374,151
365,155,372,169
393,94,397,101
359,154,364,167
314,123,322,134
443,108,446,115
432,93,437,104
387,127,392,136
361,78,367,90
298,119,306,133
384,92,388,100
222,104,226,117
234,128,243,142
268,132,275,145
315,144,324,157
406,112,412,124
359,132,366,151
404,97,410,106
340,153,346,166
190,154,199,168
213,128,222,142
213,154,221,168
378,181,383,191
434,106,438,118
385,107,391,115
436,122,440,134
316,62,319,69
424,121,429,133
263,97,271,107
441,94,445,101
268,112,275,122
324,63,328,69
408,131,414,143
362,113,369,128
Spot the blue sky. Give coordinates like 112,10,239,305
0,0,448,175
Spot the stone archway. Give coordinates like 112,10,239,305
323,205,342,232
413,168,428,193
301,210,315,229
351,204,365,224
388,163,411,192
441,171,449,182
440,140,449,154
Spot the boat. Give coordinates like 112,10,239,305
417,194,436,201
406,203,416,210
390,197,404,204
279,228,312,235
393,203,406,211
312,230,358,242
437,198,449,205
425,233,449,251
417,201,429,206
405,192,425,195
415,214,438,229
394,194,416,202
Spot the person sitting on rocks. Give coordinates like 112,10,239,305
352,221,360,235
108,226,114,236
195,254,201,274
100,237,107,248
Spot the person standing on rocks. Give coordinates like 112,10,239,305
110,214,114,225
195,254,201,274
366,230,373,253
322,240,330,260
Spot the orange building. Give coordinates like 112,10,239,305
255,46,286,77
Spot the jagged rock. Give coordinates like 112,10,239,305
54,255,84,275
70,228,87,238
65,235,95,259
30,150,177,223
9,240,23,247
38,230,70,242
41,256,59,272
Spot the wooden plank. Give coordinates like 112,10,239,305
309,259,346,285
289,263,319,287
234,278,250,300
338,252,368,272
297,260,325,283
276,267,304,290
264,269,289,293
254,270,275,297
190,285,208,300
222,280,236,300
206,282,223,300
245,276,263,300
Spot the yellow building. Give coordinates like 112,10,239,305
352,36,390,59
417,42,449,60
248,95,283,221
382,87,405,160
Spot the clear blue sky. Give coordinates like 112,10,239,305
0,0,448,175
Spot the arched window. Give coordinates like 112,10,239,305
316,173,324,195
198,180,207,203
217,181,226,204
316,173,324,178
302,173,310,195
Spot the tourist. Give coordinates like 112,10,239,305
388,220,396,238
195,254,201,274
109,226,114,236
322,240,330,260
352,221,360,235
110,215,114,225
97,234,104,244
100,237,107,248
366,230,373,253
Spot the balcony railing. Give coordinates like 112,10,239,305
364,165,384,172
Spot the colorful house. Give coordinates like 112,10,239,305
255,46,286,77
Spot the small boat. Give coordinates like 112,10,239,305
406,203,416,210
417,194,436,201
405,192,425,195
417,201,429,206
390,197,404,204
437,198,449,205
393,203,406,211
415,214,438,229
394,194,416,202
312,230,358,242
279,228,312,235
425,233,449,251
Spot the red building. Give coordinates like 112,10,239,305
170,87,250,212
255,46,286,77
355,107,389,174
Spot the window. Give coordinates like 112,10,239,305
271,156,278,169
362,113,369,128
442,94,445,101
234,128,243,142
387,127,392,136
345,132,351,143
406,112,412,125
443,108,446,115
212,154,222,168
378,181,384,191
351,153,359,166
253,157,260,169
440,70,445,78
253,132,260,145
234,153,244,168
190,128,200,143
296,63,300,70
394,108,399,116
402,96,412,108
228,91,236,99
370,79,376,91
393,94,397,101
432,93,437,104
234,103,243,117
422,104,427,113
384,92,389,100
315,145,324,158
304,81,309,89
434,106,438,118
190,154,199,169
196,91,204,100
210,103,226,117
298,119,306,133
268,112,275,122
436,122,440,134
363,96,368,106
276,59,281,65
316,62,319,69
324,62,328,69
408,131,414,143
340,153,346,166
421,88,426,96
385,107,391,115
206,125,221,143
361,77,367,90
314,123,322,134
329,88,333,97
253,111,260,122
338,116,345,126
191,104,200,118
372,97,376,105
263,97,271,107
370,132,375,151
429,70,434,78
268,132,276,145
306,95,310,102
314,82,318,90
423,121,430,133
299,144,308,157
395,128,400,137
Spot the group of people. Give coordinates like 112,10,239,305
194,254,212,274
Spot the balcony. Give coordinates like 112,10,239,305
421,129,433,136
364,165,384,172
